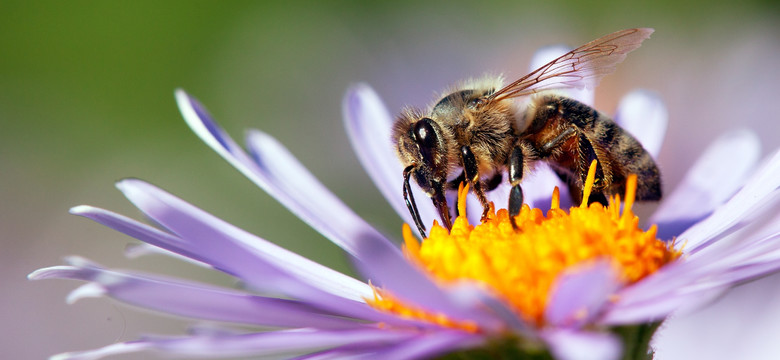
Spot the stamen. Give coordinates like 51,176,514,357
402,223,421,264
457,182,470,224
384,164,679,330
580,159,598,208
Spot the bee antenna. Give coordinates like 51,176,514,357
403,165,427,238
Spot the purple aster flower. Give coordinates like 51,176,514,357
31,44,780,360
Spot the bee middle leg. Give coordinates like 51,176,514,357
460,145,491,221
507,143,531,229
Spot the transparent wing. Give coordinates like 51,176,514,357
488,28,654,102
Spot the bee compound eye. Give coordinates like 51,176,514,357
413,118,438,148
413,118,439,166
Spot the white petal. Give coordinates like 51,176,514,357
613,89,668,158
650,130,761,240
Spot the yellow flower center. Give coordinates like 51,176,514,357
368,161,681,330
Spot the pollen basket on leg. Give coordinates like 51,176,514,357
375,162,680,329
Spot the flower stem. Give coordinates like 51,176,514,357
436,336,554,360
614,322,662,360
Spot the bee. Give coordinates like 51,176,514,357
393,28,661,237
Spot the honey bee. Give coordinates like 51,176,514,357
393,28,661,237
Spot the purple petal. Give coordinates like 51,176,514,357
545,260,621,328
363,330,485,360
111,179,408,323
650,130,761,240
349,230,504,331
342,84,438,232
72,200,370,300
70,205,218,270
51,328,419,360
176,89,399,259
115,178,499,330
29,259,368,329
529,45,594,105
679,148,780,253
541,329,621,360
124,242,213,268
244,129,402,256
613,89,667,158
243,128,502,328
446,282,534,336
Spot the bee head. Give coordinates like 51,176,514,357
394,114,449,194
393,112,453,233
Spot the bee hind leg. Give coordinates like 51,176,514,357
552,168,608,207
575,133,610,206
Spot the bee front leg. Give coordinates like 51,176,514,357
460,145,490,221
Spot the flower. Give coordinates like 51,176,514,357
31,47,780,360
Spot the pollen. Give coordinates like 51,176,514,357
368,161,681,329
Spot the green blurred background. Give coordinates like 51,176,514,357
3,1,779,359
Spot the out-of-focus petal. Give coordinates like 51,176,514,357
542,329,621,360
343,84,438,231
545,261,621,328
363,331,485,360
650,130,761,240
124,242,213,268
601,282,727,325
679,149,780,253
604,228,780,325
613,89,667,158
50,342,149,360
51,328,419,360
29,257,367,329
